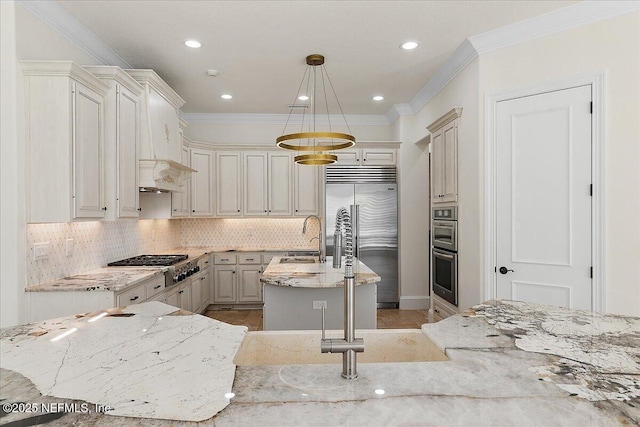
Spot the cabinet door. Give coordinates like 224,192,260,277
178,282,192,312
238,266,263,302
191,274,203,313
268,152,292,215
172,144,190,217
117,84,140,218
441,120,458,203
216,152,242,216
214,266,237,303
166,287,179,308
243,152,268,215
335,150,360,165
73,81,105,218
294,163,319,216
190,148,214,216
431,128,444,203
362,148,396,165
200,270,211,308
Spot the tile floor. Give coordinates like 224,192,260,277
204,309,430,331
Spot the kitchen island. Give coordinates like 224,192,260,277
1,300,638,426
260,256,380,330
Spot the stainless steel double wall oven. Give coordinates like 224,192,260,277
432,206,458,306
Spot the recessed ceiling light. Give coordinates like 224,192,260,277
221,94,233,100
185,40,202,48
374,389,386,395
298,95,309,101
372,95,384,101
400,41,419,50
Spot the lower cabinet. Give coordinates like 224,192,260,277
212,252,285,305
190,269,210,314
430,294,458,322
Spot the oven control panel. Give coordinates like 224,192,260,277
172,261,200,284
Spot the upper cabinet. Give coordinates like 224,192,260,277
216,152,242,216
171,124,191,218
190,148,214,216
125,69,193,192
294,162,320,216
335,148,397,166
22,61,109,223
243,152,292,216
84,66,144,220
428,108,462,204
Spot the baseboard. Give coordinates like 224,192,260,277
399,296,430,310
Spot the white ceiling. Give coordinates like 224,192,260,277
57,1,577,115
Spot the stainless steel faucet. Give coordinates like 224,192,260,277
302,215,325,263
320,207,364,379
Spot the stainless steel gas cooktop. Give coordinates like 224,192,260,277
107,254,188,267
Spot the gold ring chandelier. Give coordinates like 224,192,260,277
276,54,355,165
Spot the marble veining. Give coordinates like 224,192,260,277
0,302,246,422
260,256,380,288
466,300,640,404
25,267,167,292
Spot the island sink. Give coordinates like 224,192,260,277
233,329,448,366
279,257,317,264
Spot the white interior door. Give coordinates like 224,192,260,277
496,85,592,310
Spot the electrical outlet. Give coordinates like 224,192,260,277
33,242,50,261
66,239,74,257
313,300,327,310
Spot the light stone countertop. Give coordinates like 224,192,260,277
24,267,167,293
25,247,316,293
260,256,381,288
2,300,637,426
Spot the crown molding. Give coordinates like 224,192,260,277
21,60,110,95
82,65,144,96
469,1,640,55
180,112,390,126
427,107,463,133
125,69,186,109
19,1,131,68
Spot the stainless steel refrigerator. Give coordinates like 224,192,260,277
325,167,398,307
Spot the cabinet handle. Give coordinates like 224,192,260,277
179,290,184,294
201,277,205,281
174,209,177,211
102,207,107,211
153,285,161,289
137,208,142,211
434,308,440,313
221,258,229,261
247,258,254,261
130,296,139,301
232,271,236,274
205,261,209,264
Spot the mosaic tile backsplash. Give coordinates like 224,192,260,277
27,218,319,285
181,218,319,249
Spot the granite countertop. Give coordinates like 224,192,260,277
2,300,637,426
25,267,167,293
260,256,381,288
0,302,246,422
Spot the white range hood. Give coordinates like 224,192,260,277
125,69,195,192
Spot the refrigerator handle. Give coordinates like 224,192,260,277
350,204,359,258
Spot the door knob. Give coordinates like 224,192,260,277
499,266,514,274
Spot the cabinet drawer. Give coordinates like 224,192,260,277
362,148,396,165
214,254,237,265
239,253,261,264
433,297,457,321
144,274,166,299
117,284,146,307
198,255,210,270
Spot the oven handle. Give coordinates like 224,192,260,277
432,248,455,259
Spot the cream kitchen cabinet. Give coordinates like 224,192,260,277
172,143,191,217
27,272,165,323
429,108,462,204
243,152,292,216
85,66,143,220
212,252,276,305
190,148,215,216
213,265,237,303
22,61,109,223
430,294,459,322
334,148,396,166
238,266,263,302
166,279,193,312
216,152,243,216
294,163,320,216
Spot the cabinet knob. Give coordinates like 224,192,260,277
192,210,196,213
102,207,107,211
237,209,240,212
232,271,236,274
179,290,184,294
153,285,161,289
363,158,367,161
137,208,142,211
174,209,178,211
264,210,267,213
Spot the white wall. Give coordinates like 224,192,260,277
400,58,482,310
1,1,26,327
479,11,640,316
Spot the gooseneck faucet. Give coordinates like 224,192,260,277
302,215,325,263
321,207,364,379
